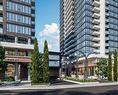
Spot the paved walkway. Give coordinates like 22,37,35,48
63,79,99,84
0,82,118,91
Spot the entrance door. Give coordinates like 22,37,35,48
20,63,28,80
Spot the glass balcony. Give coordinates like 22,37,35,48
0,5,3,11
93,49,100,53
0,17,3,22
0,28,3,33
92,37,100,42
32,0,35,2
92,7,100,13
31,6,35,10
92,19,100,25
92,25,100,31
31,21,35,24
92,13,100,19
92,42,100,48
92,0,100,7
92,31,100,36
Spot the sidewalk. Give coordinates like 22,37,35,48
0,82,118,91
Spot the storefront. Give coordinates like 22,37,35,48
4,55,31,81
62,57,97,78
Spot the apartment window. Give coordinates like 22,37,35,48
18,37,28,44
7,13,31,24
6,50,15,56
7,2,31,14
7,24,31,35
21,0,31,4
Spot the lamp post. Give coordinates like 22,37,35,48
65,57,69,78
60,58,63,79
61,56,71,78
61,57,68,78
67,56,73,77
66,56,70,77
75,51,96,80
61,57,66,76
62,55,77,78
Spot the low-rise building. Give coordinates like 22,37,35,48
49,51,61,79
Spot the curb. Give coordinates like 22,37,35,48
0,82,118,91
62,79,81,84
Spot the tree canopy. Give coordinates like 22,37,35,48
95,58,107,79
30,38,43,83
43,40,49,83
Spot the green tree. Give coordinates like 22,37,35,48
0,47,5,60
113,49,117,81
0,47,7,79
43,40,49,83
108,52,112,81
30,38,43,83
95,58,107,80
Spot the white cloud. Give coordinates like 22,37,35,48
48,44,52,49
38,23,60,52
39,23,59,36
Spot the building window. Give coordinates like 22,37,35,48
7,2,31,14
7,13,31,24
7,24,31,35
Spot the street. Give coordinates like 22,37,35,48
0,85,118,95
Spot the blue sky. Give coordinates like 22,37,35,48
35,0,60,52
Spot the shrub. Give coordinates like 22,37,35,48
4,76,15,82
66,77,97,82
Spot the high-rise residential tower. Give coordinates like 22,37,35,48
60,0,118,76
0,0,35,80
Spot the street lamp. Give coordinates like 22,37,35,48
61,56,72,78
61,58,65,78
67,56,73,77
61,57,68,78
65,56,70,77
75,51,96,80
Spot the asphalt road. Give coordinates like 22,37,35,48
0,85,118,95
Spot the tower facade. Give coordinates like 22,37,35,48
60,0,118,58
60,0,118,76
0,0,35,80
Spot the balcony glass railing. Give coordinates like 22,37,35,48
0,5,3,10
5,51,32,57
0,17,3,22
0,28,3,33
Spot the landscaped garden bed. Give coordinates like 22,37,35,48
65,77,97,83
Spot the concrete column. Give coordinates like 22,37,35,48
28,38,31,45
94,67,96,76
15,63,20,81
15,36,18,43
28,65,30,81
18,64,20,80
15,49,18,56
59,67,62,80
15,63,18,80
